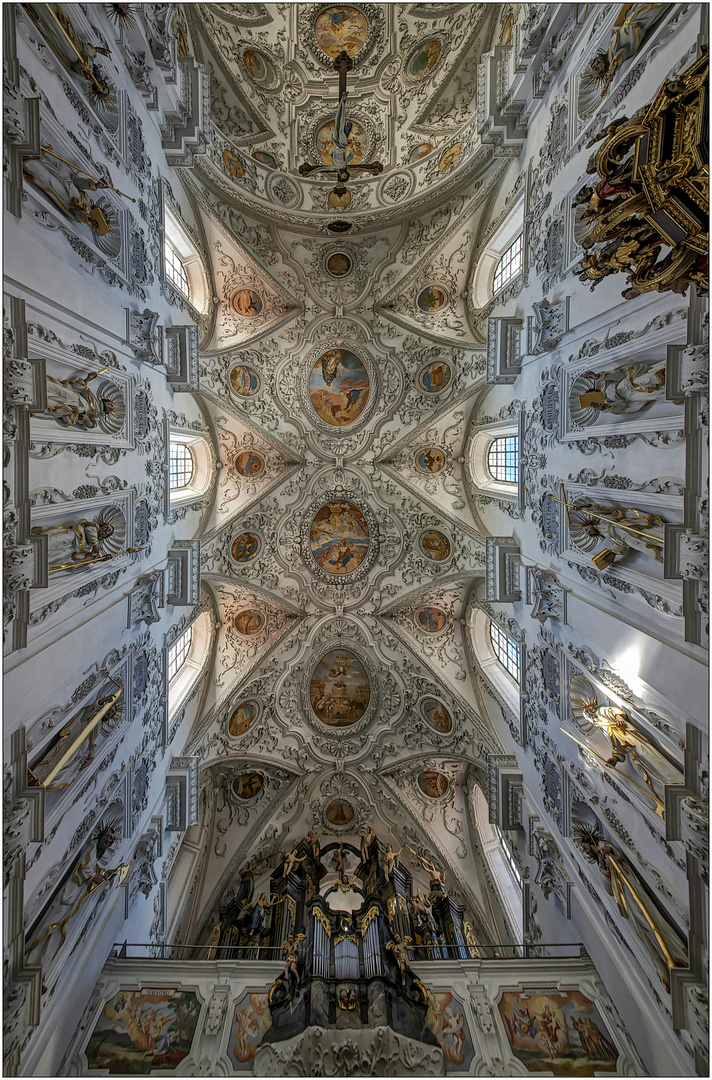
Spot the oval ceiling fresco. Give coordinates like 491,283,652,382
232,289,263,317
316,118,367,166
309,349,370,427
310,649,370,726
439,143,462,172
407,39,442,79
418,285,448,312
229,700,259,737
326,252,352,277
325,799,355,826
422,698,453,733
418,771,449,798
314,6,369,57
410,143,433,163
242,49,277,87
222,149,244,179
415,606,447,634
252,150,277,169
231,532,261,562
235,451,265,477
230,365,260,397
418,360,452,394
234,609,265,635
310,500,370,576
233,772,263,799
415,448,446,473
420,530,451,561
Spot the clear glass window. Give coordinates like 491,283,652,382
165,241,190,297
487,435,519,484
493,233,523,294
489,621,521,682
169,442,194,491
496,825,523,888
167,627,192,681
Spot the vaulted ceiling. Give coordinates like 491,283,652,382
172,2,515,944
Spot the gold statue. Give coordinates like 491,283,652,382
22,4,117,107
568,675,682,819
25,845,130,962
380,840,403,885
385,933,413,988
575,361,667,414
23,147,134,236
33,366,118,429
28,676,122,790
580,5,666,108
574,823,687,990
550,489,665,568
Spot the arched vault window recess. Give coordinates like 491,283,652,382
490,621,521,682
470,197,525,310
487,435,519,484
168,432,213,507
472,785,523,939
167,612,213,721
162,201,210,315
492,233,523,295
467,607,522,718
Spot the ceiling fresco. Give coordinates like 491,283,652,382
169,1,519,945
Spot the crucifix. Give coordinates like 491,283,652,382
298,50,383,198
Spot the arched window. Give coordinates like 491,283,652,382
168,627,193,681
487,435,519,484
167,612,213,720
165,240,190,298
169,442,195,491
490,621,521,682
492,233,523,294
496,825,523,888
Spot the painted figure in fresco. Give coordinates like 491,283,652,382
386,933,412,987
281,845,307,879
539,1002,567,1058
580,4,665,105
31,518,117,573
34,370,117,429
577,361,668,413
306,830,324,862
25,844,130,963
574,823,688,990
572,1014,618,1060
381,841,403,885
421,362,450,392
359,824,377,863
570,679,681,819
442,1006,466,1058
234,1004,261,1059
571,500,665,564
409,39,441,78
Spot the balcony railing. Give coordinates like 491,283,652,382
111,941,586,961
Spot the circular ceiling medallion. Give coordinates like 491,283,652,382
235,451,265,477
325,798,355,826
439,143,462,173
231,532,261,562
222,149,245,179
415,447,446,473
233,772,263,799
309,349,369,427
418,285,449,312
326,251,352,277
230,365,261,397
422,698,453,733
253,150,277,169
419,529,451,562
310,648,370,726
232,289,263,318
315,6,369,57
234,609,265,635
418,771,449,798
418,360,452,394
407,38,442,80
415,606,447,634
310,500,370,576
316,118,367,166
242,49,278,87
328,186,352,210
410,142,433,163
229,700,260,737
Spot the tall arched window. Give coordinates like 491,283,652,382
472,785,523,939
168,627,193,681
165,241,190,298
489,621,521,682
487,435,519,484
169,442,195,492
492,232,523,294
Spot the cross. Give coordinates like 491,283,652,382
298,51,383,186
